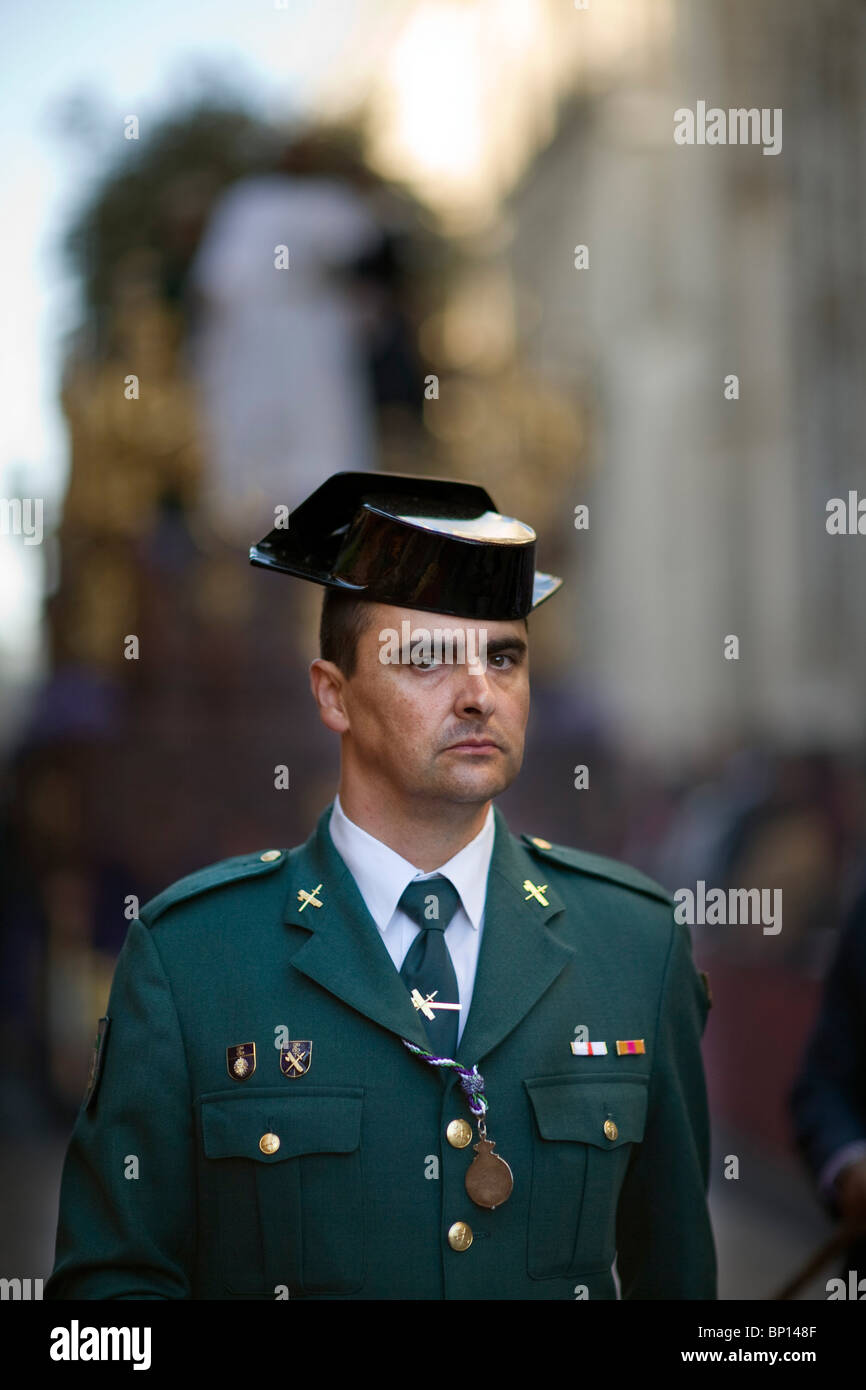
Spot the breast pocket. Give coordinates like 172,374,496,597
199,1086,364,1297
524,1074,648,1279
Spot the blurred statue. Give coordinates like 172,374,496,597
185,133,386,539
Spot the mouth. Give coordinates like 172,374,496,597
445,738,502,753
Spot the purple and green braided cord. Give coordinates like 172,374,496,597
401,1038,488,1118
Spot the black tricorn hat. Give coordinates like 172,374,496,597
249,472,562,620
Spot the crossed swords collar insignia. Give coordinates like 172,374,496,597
297,874,550,913
297,882,323,911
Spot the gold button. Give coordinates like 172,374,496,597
603,1119,618,1142
531,837,552,850
259,1132,281,1154
447,1221,473,1252
260,850,281,862
446,1119,473,1149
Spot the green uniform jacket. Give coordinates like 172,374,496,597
46,802,716,1300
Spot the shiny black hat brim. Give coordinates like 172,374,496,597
250,541,562,616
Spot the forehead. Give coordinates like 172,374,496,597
361,603,527,640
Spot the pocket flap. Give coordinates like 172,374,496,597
200,1087,363,1161
524,1075,648,1149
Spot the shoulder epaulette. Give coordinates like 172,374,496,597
520,834,672,906
139,849,286,926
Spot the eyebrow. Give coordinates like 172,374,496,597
485,636,528,658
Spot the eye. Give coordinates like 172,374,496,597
488,653,514,669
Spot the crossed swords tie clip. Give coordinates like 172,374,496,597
409,988,461,1021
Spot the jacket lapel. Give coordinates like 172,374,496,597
283,800,575,1062
456,806,574,1065
283,802,431,1049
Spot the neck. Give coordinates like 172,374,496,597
336,783,492,872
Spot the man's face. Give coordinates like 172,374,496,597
313,602,530,808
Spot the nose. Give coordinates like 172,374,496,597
452,664,496,719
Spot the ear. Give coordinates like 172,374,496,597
309,658,350,734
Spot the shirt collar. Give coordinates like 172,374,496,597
328,791,494,933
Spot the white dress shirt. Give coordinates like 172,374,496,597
328,792,494,1046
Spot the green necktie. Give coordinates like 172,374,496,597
398,875,462,1057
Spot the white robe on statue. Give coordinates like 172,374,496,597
186,174,383,534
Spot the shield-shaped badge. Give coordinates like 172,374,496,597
227,1042,256,1081
280,1041,312,1078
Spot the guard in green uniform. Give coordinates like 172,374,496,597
46,471,716,1300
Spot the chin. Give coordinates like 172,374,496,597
437,768,514,803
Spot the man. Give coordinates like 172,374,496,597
46,471,716,1300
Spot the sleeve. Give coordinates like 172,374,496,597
788,905,866,1211
45,918,195,1299
614,914,717,1299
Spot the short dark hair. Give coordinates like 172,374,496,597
319,589,375,678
